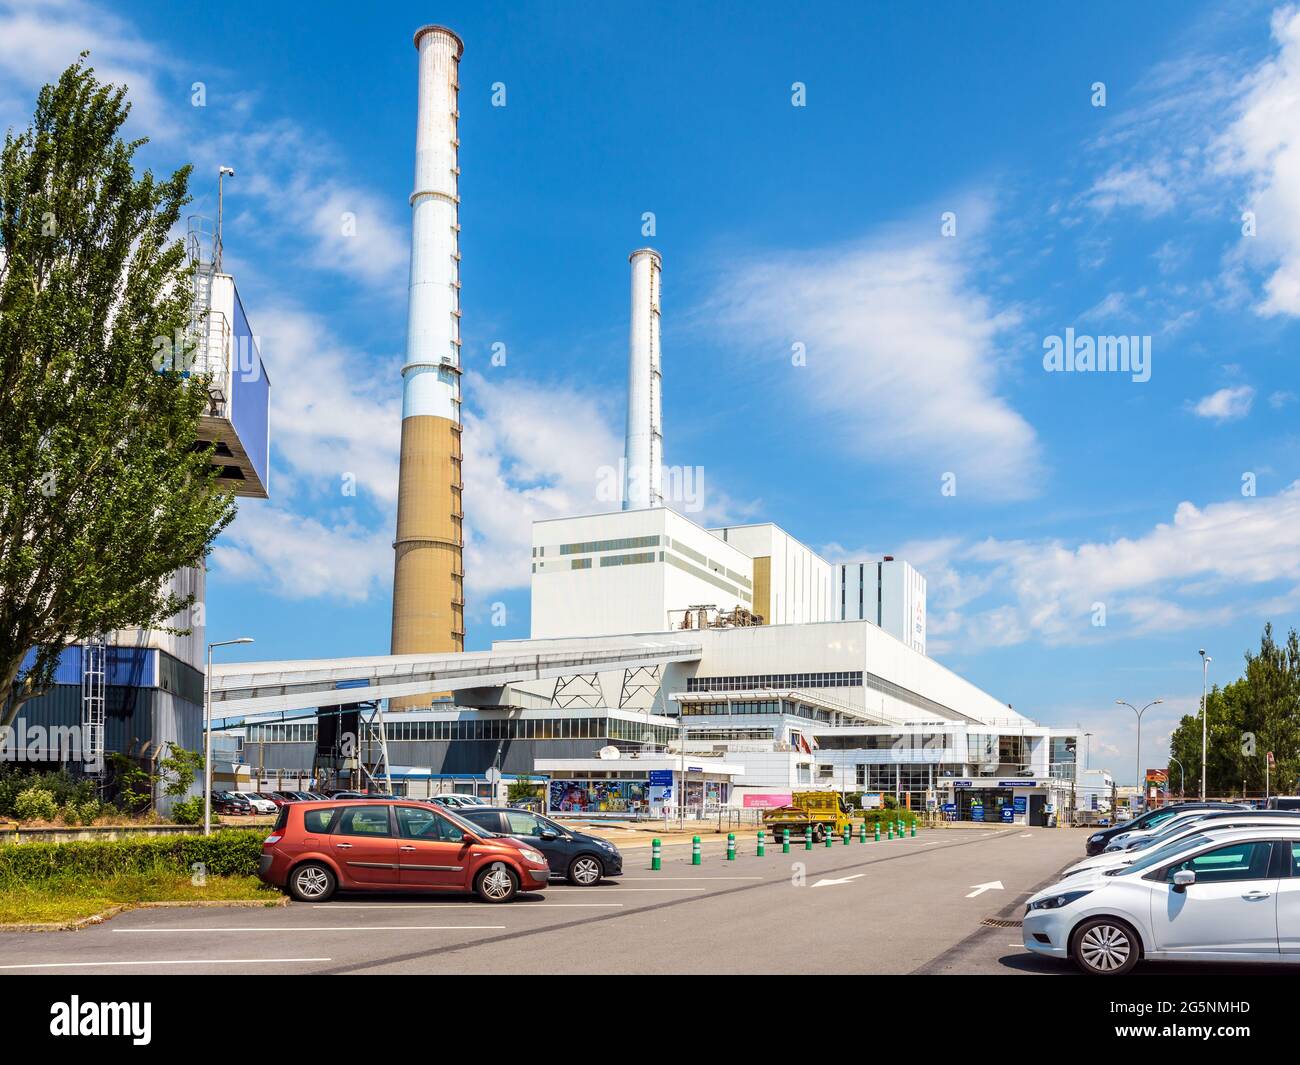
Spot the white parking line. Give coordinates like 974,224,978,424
544,887,705,893
0,957,331,970
618,876,762,881
315,903,623,909
112,925,505,933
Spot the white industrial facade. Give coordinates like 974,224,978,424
530,509,754,639
710,522,833,626
834,558,927,655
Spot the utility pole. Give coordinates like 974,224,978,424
1199,649,1212,800
204,637,253,835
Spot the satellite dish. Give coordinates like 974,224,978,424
597,745,621,760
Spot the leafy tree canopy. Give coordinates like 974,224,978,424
1168,624,1300,798
0,56,236,727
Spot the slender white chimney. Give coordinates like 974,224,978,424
623,248,663,509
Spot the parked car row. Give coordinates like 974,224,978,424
258,799,624,903
1025,803,1300,974
210,789,496,818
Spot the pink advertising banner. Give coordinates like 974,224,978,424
743,792,793,809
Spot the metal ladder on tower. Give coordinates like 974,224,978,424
81,635,107,777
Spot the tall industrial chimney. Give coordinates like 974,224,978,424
391,25,465,706
623,248,663,509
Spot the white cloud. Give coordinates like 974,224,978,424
0,0,177,137
461,371,624,596
1086,164,1176,216
211,504,392,603
1190,384,1255,421
923,482,1300,651
1216,6,1300,316
1269,389,1297,407
707,227,1041,500
252,305,402,505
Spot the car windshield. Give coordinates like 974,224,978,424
1138,815,1210,843
1108,832,1214,876
437,805,494,836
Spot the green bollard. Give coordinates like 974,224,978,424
859,822,867,843
727,833,736,861
782,828,790,854
651,838,662,871
757,830,765,857
887,823,894,839
804,827,813,851
692,835,701,866
842,825,851,846
824,825,833,848
910,822,917,838
874,822,881,842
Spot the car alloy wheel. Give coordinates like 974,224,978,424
569,856,603,886
1073,919,1137,974
289,863,335,902
477,862,518,902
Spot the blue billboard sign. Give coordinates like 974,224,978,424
648,770,674,785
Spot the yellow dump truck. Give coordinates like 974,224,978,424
762,792,855,842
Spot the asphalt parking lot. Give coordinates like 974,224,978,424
0,826,1103,975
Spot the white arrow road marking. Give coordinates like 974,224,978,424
811,874,866,888
1019,833,1033,838
965,880,1004,898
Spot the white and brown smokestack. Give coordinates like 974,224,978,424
391,25,465,704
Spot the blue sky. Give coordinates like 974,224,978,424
2,0,1299,784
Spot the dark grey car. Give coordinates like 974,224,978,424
458,807,623,886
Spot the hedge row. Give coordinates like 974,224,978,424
0,829,265,885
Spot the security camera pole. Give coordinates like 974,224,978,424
216,166,235,271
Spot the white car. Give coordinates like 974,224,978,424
1062,813,1300,878
430,794,487,808
231,791,277,815
1103,808,1217,851
1024,826,1300,973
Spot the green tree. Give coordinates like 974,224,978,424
157,742,204,799
1168,624,1300,797
0,57,235,728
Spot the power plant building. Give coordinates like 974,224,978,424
196,23,1087,825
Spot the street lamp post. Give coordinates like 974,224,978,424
1199,649,1212,801
1169,755,1185,799
205,637,254,836
1116,699,1163,807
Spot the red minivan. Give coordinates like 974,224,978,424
259,800,550,903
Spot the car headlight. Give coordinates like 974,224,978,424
596,839,617,851
519,849,545,864
1089,833,1104,842
1027,889,1092,912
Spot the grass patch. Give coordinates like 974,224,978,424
0,873,278,925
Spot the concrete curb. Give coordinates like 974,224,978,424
0,893,287,933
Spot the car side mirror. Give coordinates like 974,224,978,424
538,830,558,841
1172,869,1196,893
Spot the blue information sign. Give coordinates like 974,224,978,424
1013,797,1027,815
1001,805,1014,822
648,770,673,785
